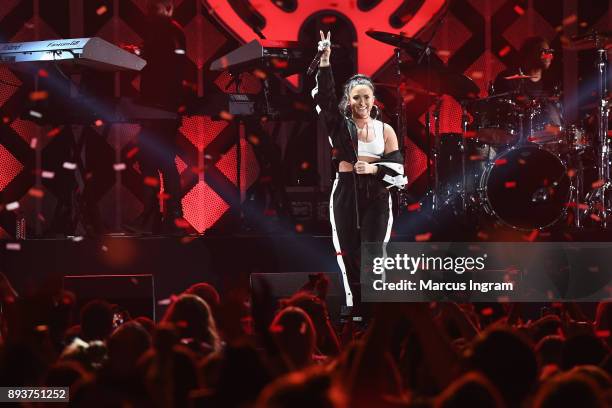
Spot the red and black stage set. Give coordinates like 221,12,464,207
1,1,612,315
2,2,612,407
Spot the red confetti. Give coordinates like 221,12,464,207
477,231,489,240
300,161,310,170
590,214,602,222
498,45,511,57
513,5,525,15
481,307,494,316
46,127,61,137
295,224,304,233
29,91,48,101
407,202,421,212
504,181,517,188
2,117,10,124
219,111,233,121
126,147,139,159
248,135,260,145
28,188,44,198
174,218,190,229
563,14,577,26
180,236,197,244
526,229,539,242
494,158,507,166
144,176,159,187
94,119,104,127
596,330,610,338
415,232,432,242
96,5,108,15
37,69,48,78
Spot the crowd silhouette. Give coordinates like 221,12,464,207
0,271,611,407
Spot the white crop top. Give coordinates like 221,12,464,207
357,119,385,158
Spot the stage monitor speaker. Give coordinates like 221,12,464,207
250,272,344,325
63,274,155,321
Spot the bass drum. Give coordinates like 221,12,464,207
479,145,570,230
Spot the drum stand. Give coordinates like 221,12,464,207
431,100,442,211
584,37,611,227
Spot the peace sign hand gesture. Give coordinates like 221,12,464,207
318,30,331,67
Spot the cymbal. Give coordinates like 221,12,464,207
571,30,612,42
504,74,537,80
400,63,480,99
565,30,612,50
366,30,444,65
366,30,431,51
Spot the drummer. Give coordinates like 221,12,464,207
493,36,557,97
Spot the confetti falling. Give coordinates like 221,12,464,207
29,110,42,119
126,147,139,158
47,128,61,137
407,202,421,212
481,307,493,316
29,91,48,101
6,243,21,251
144,177,159,187
96,5,108,15
28,188,44,198
62,162,77,170
415,232,432,242
42,170,55,179
113,163,126,171
498,46,511,57
525,229,539,242
5,202,19,211
563,14,577,26
494,158,507,166
219,111,233,121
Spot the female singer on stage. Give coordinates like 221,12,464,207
312,31,407,309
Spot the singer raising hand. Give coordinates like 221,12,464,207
311,30,407,311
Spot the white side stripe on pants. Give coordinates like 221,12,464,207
329,176,353,307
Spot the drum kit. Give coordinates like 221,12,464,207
366,29,612,231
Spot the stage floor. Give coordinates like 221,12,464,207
0,234,339,318
2,226,612,319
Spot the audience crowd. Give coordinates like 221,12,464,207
0,271,611,407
